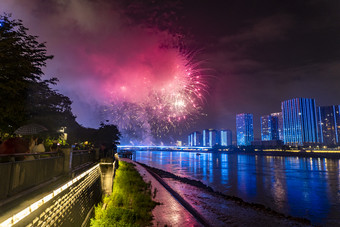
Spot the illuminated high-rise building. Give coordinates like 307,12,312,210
317,105,340,145
336,105,340,143
281,98,318,146
209,129,219,146
261,115,272,141
188,133,193,146
188,131,202,146
261,113,282,141
220,130,232,146
193,131,202,146
271,112,284,141
202,129,210,146
236,113,254,146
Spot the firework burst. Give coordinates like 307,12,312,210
104,48,208,144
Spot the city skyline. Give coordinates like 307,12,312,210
187,97,340,147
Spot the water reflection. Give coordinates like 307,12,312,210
135,151,340,225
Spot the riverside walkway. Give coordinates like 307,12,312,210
0,149,205,226
0,149,109,226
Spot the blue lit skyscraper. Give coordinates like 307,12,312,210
261,113,282,141
209,129,219,146
193,131,202,146
188,131,202,146
317,105,340,145
236,113,254,146
188,133,193,146
261,115,272,141
202,129,209,146
220,130,232,146
281,98,318,146
336,105,340,143
271,112,284,141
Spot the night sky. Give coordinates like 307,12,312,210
2,0,340,142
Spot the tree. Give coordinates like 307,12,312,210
0,14,121,147
96,122,121,148
26,78,77,135
0,14,77,136
66,123,121,149
0,14,53,132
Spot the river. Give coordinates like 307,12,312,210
135,150,340,226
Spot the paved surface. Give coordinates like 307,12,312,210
121,158,202,227
0,175,70,224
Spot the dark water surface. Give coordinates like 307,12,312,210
135,151,340,225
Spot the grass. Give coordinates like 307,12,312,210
91,161,158,227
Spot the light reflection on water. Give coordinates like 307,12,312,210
135,151,340,225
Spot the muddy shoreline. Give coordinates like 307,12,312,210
138,162,312,226
227,150,340,159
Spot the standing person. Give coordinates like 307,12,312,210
32,138,45,153
99,143,108,158
29,137,37,153
50,141,58,152
0,137,30,161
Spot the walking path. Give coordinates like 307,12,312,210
121,158,203,227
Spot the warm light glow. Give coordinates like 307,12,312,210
0,164,100,227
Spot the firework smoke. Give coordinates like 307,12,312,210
104,50,208,145
1,0,209,144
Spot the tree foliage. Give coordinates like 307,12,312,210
67,122,121,147
0,14,121,146
0,14,75,134
26,78,77,135
0,14,53,132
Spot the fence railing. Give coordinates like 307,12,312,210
0,153,64,201
70,150,96,170
0,149,99,202
1,164,104,227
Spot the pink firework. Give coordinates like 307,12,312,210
105,48,208,142
143,50,205,114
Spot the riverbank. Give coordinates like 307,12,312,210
225,150,340,159
122,158,203,226
139,162,312,227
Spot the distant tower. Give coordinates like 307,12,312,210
220,130,232,146
236,113,254,146
202,129,210,146
281,98,318,146
271,112,284,141
188,133,193,146
193,131,202,146
209,129,219,146
317,105,340,145
261,115,272,141
261,113,282,141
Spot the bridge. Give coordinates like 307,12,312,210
117,145,212,152
0,149,117,227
